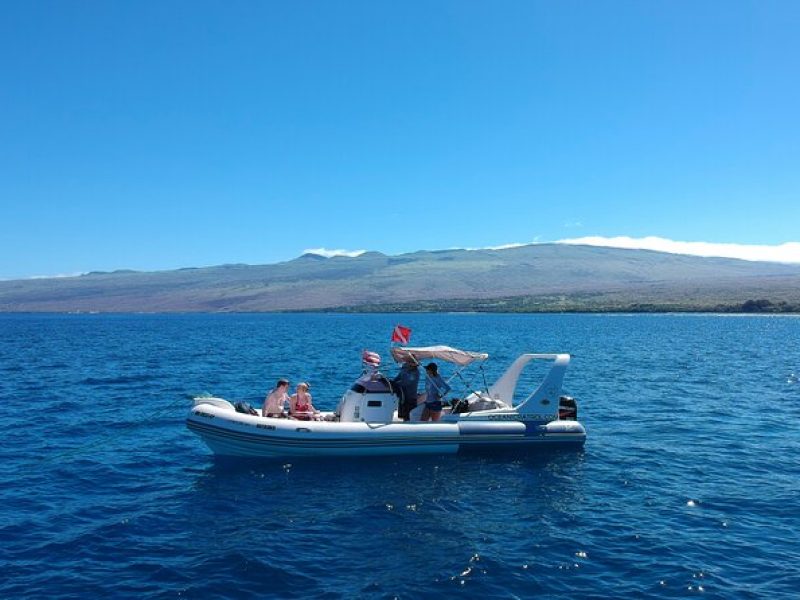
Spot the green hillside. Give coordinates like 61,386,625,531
1,244,799,312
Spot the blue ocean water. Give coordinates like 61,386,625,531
1,313,799,599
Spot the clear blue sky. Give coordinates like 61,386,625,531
1,1,799,278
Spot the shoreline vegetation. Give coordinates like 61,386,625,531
3,298,797,315
324,297,800,314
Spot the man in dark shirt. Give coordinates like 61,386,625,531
390,362,420,421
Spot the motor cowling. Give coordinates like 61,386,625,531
336,372,398,423
558,395,578,420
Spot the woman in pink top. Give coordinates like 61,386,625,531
290,382,317,420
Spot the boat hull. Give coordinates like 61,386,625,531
187,405,586,458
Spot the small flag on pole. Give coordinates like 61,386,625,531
391,325,411,344
362,350,381,367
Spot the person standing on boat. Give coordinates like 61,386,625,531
262,379,290,418
421,362,450,422
391,361,419,421
289,382,318,420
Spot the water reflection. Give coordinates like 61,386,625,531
186,450,587,550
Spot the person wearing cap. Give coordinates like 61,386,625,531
262,378,290,417
421,362,451,422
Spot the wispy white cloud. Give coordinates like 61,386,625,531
27,272,87,280
303,247,366,258
555,236,800,264
460,242,528,251
563,221,584,228
0,272,85,282
456,237,542,252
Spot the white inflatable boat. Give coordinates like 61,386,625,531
186,345,586,458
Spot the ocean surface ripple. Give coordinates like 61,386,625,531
1,313,799,599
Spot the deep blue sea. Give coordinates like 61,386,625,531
1,313,799,599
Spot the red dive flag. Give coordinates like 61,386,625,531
391,325,412,344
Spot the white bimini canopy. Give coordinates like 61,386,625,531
390,345,488,366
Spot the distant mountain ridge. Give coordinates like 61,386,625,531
2,244,800,312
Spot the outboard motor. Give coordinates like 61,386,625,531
558,395,578,420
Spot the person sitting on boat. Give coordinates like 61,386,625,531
421,362,451,422
262,378,290,418
390,361,419,421
289,382,318,420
